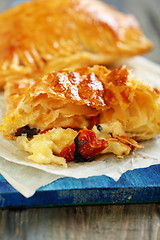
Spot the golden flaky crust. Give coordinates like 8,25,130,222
4,74,36,114
1,65,160,142
0,0,152,89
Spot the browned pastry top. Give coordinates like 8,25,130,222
34,65,131,110
0,0,152,89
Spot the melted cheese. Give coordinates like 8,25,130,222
16,123,137,166
92,122,131,156
17,127,77,166
92,121,126,138
102,140,131,156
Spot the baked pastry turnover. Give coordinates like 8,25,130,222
1,65,160,166
0,0,152,89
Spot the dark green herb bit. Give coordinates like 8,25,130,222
73,134,95,163
96,124,103,132
14,125,40,138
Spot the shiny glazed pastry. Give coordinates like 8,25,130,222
0,0,152,89
1,65,160,166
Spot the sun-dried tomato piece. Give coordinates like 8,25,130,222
60,128,108,162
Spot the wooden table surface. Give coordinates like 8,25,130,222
0,0,160,239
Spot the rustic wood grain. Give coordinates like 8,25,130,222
0,0,160,240
0,204,160,240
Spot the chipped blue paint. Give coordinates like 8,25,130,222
0,165,159,208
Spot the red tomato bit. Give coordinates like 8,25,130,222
60,128,108,162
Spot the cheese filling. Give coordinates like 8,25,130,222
16,122,142,166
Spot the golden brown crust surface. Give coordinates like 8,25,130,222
0,0,152,89
1,65,160,142
4,65,132,112
4,75,36,114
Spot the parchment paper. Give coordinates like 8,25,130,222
0,56,160,198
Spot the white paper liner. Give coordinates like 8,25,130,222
0,158,62,198
0,56,160,198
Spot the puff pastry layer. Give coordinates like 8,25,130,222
0,0,152,89
1,65,160,166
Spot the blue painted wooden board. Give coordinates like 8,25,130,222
0,164,160,208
